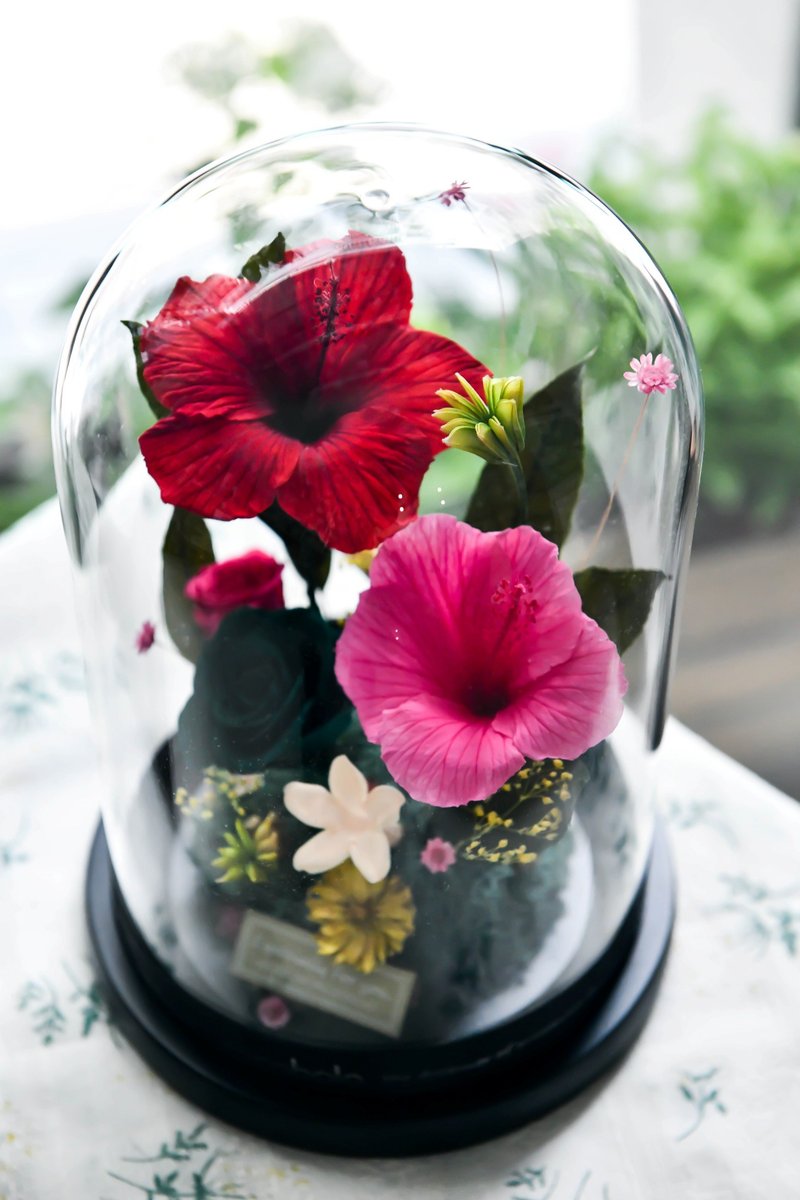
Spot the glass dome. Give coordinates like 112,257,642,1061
54,125,701,1101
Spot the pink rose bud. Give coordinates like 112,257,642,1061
185,550,284,635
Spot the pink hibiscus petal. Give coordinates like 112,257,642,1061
493,621,627,760
376,696,525,808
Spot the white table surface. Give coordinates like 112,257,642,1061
2,501,799,1199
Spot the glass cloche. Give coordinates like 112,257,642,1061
53,124,702,1153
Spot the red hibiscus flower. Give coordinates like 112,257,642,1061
138,232,487,553
184,550,284,635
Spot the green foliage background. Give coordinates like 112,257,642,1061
590,110,800,540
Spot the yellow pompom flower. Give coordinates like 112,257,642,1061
306,862,415,974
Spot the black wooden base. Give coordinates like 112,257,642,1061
86,820,675,1156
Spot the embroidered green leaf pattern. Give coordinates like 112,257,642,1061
0,814,28,868
109,1136,246,1199
17,980,65,1045
122,1124,209,1164
0,652,85,731
677,1068,727,1141
506,1165,611,1200
664,798,737,847
18,964,114,1045
714,874,800,956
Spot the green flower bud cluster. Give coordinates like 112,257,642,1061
212,814,279,884
434,374,525,466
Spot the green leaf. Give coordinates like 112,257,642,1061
465,361,585,547
162,507,215,662
259,502,330,598
573,567,666,654
241,232,287,283
122,320,169,419
233,115,258,141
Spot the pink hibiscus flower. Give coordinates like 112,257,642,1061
335,515,627,808
137,232,486,553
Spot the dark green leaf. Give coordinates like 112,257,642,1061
162,508,215,662
465,361,585,547
573,567,666,654
122,320,169,419
241,232,287,283
259,502,330,598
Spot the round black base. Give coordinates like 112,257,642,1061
86,820,675,1157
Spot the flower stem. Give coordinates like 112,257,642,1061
579,392,649,568
510,458,529,524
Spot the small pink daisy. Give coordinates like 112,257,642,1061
623,353,678,396
135,620,156,653
421,837,457,874
257,994,291,1030
439,181,469,207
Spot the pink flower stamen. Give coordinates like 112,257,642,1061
491,576,539,622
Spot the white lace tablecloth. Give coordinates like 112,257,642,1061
2,501,799,1199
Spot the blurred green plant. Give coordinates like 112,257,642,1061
0,370,54,532
171,25,382,171
590,109,800,539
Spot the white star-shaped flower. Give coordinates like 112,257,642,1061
284,755,404,884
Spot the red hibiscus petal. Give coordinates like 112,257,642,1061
275,407,434,553
140,414,300,520
330,323,487,448
293,232,413,344
140,275,271,421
